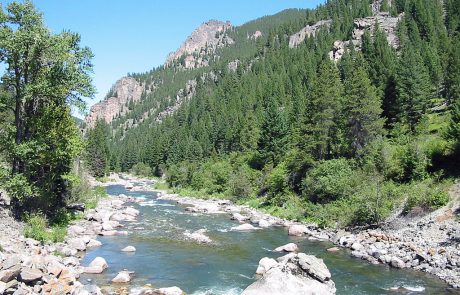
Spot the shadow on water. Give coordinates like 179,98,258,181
80,185,458,295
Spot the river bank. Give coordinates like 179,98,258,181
113,173,460,290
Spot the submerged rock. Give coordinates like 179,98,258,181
121,246,136,252
288,224,308,236
232,223,258,231
152,286,185,295
242,253,336,295
274,243,298,253
111,271,132,283
184,229,212,244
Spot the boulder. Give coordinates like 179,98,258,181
288,224,308,236
327,247,340,252
232,223,258,231
18,267,43,283
242,253,336,295
274,243,298,253
111,271,132,283
124,207,140,217
87,239,102,248
84,257,108,274
67,238,87,252
256,257,278,275
351,243,364,251
231,213,250,222
152,286,185,295
258,220,272,228
121,246,136,252
390,257,405,269
0,265,21,283
184,230,212,244
68,225,86,236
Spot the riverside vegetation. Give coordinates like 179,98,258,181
91,0,460,229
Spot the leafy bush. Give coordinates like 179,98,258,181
130,162,152,177
405,178,450,212
23,213,49,243
302,159,357,203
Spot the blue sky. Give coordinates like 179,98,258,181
1,0,324,116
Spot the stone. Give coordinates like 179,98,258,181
297,253,332,283
68,225,86,236
327,247,340,252
0,282,6,294
256,257,278,275
274,243,298,253
390,257,405,269
63,257,79,267
84,257,108,274
258,220,272,228
351,243,364,251
67,238,87,252
242,253,335,295
184,230,212,244
231,213,250,222
152,286,185,295
232,223,258,231
87,239,102,248
111,271,132,283
288,224,308,236
0,265,21,283
124,207,140,217
121,246,136,252
18,267,43,283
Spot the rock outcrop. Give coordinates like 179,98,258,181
242,253,336,295
289,20,332,48
329,12,403,61
85,77,144,129
165,20,233,69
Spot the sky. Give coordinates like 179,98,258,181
1,0,324,117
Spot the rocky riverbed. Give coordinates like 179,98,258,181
149,175,460,290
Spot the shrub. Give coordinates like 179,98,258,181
23,213,49,243
405,178,450,212
131,162,152,177
302,158,356,203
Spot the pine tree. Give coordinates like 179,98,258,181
258,96,288,165
344,54,385,155
395,45,432,132
298,59,344,160
86,120,110,177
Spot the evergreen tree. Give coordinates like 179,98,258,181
298,59,344,160
395,45,432,132
85,121,109,177
344,55,385,155
258,96,288,165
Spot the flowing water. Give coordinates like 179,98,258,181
80,185,455,294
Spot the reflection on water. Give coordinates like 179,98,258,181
80,185,453,294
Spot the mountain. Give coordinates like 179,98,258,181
85,0,460,230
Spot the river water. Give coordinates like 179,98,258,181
80,184,454,294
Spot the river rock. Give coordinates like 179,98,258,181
111,271,132,283
18,267,43,283
87,239,102,248
68,225,86,236
84,257,108,274
152,286,185,295
258,219,272,228
121,246,136,252
288,224,308,236
242,253,336,295
67,238,87,252
232,223,258,231
327,247,340,252
0,265,21,283
274,243,298,252
256,257,278,275
351,243,364,251
184,230,212,244
231,213,250,222
124,207,140,217
390,257,405,268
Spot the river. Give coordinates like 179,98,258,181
80,184,453,294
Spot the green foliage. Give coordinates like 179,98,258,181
23,213,49,243
302,159,356,203
405,178,450,212
130,162,152,177
85,120,110,178
86,186,107,209
0,1,94,214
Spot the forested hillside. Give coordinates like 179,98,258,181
90,0,460,228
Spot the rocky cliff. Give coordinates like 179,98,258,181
165,20,233,69
289,20,332,48
84,77,143,129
